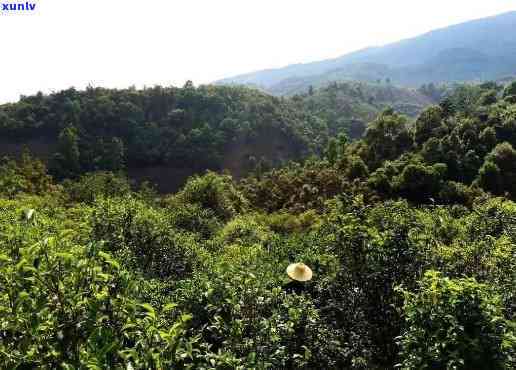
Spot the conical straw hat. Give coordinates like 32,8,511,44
286,263,313,282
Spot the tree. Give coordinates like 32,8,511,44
364,109,413,168
346,155,369,180
440,96,455,118
503,81,516,98
476,142,516,197
479,126,497,154
52,126,81,178
101,137,125,171
479,90,498,106
337,132,349,153
183,80,194,89
414,106,443,145
0,152,53,198
325,138,338,165
394,162,447,202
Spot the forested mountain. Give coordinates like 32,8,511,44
217,11,516,93
0,84,328,191
0,82,440,191
1,80,516,369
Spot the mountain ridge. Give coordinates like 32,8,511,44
217,11,516,93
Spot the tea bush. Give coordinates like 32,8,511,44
91,197,200,281
397,271,515,369
0,230,199,368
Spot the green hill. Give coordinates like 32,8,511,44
1,81,515,369
0,82,440,191
291,81,437,139
0,84,328,192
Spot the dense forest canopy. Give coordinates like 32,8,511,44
290,81,441,139
1,80,516,369
0,80,445,191
0,84,327,185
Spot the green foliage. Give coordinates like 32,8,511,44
291,81,435,140
240,159,350,213
325,137,338,165
167,202,221,240
477,142,516,198
64,171,132,203
414,105,443,145
52,126,81,178
91,197,199,281
0,85,328,185
397,271,514,370
503,81,516,98
169,172,248,222
479,89,498,106
0,151,56,198
176,244,345,369
0,224,197,368
393,162,447,202
364,109,413,168
215,214,273,247
345,155,369,180
2,81,516,369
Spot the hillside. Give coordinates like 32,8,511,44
291,81,437,139
217,11,516,93
0,82,440,191
0,85,328,192
1,81,516,369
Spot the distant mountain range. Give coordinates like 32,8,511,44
217,11,516,95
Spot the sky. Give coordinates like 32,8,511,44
1,0,515,103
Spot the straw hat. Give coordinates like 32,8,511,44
286,263,313,282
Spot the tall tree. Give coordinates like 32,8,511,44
52,126,81,178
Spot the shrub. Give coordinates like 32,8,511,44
168,171,249,222
503,81,516,98
91,197,199,280
476,142,516,198
394,162,447,202
176,245,346,369
0,152,56,198
345,155,369,180
216,214,273,247
313,199,429,367
414,105,443,145
167,202,221,239
64,171,132,203
261,210,320,234
397,271,514,370
438,181,478,206
0,235,197,368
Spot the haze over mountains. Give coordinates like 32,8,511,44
217,11,516,95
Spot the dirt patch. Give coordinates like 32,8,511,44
127,165,201,194
0,137,57,160
222,127,301,179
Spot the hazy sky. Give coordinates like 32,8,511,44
1,0,515,103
